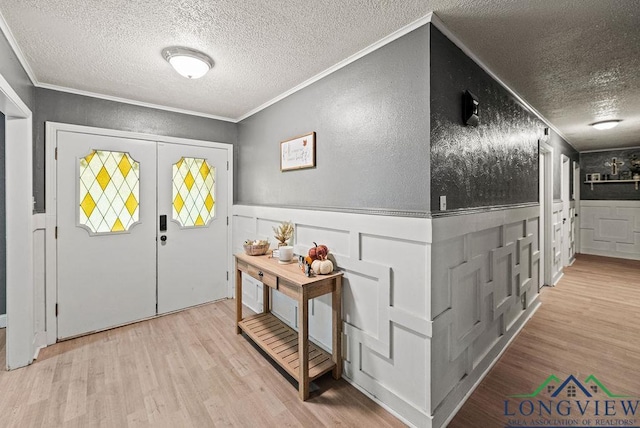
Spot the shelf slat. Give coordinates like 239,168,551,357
239,313,336,382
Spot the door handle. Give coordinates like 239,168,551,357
563,218,566,224
160,235,167,242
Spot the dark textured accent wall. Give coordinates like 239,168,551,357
33,88,237,213
0,32,34,110
580,148,640,200
548,129,579,201
236,26,430,214
430,26,542,213
0,113,5,315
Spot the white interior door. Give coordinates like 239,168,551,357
157,142,228,314
57,131,157,339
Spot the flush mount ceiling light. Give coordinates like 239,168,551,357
162,46,214,79
590,120,622,130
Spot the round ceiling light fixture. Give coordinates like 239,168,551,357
590,120,622,130
162,46,214,79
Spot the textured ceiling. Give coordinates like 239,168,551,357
0,0,639,151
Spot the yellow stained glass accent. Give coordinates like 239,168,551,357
184,171,195,191
125,193,138,216
118,154,132,177
96,166,111,190
111,218,125,232
199,161,210,180
80,193,96,218
204,193,214,212
174,193,184,214
79,150,140,234
172,157,215,227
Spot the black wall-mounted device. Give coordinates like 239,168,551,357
463,90,479,126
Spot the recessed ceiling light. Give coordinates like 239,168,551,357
162,46,214,79
590,120,621,130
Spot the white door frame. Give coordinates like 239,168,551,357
539,141,553,287
45,122,234,345
572,161,580,254
561,154,571,267
0,73,34,369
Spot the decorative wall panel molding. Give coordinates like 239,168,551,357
430,206,541,426
579,200,640,260
233,205,432,427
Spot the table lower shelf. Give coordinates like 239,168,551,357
238,312,335,382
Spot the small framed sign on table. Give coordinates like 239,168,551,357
280,132,316,171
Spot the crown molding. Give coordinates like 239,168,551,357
579,145,640,154
0,9,37,85
37,83,236,122
428,12,578,153
236,12,435,122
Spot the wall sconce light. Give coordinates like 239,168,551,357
463,90,479,126
162,46,214,79
590,120,621,130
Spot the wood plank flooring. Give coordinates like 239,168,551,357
0,254,637,427
0,300,403,428
449,254,640,427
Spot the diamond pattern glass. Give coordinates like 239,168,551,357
172,157,215,227
79,150,140,234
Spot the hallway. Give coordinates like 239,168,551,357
449,254,640,427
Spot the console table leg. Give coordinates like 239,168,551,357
332,276,343,380
298,291,310,400
235,267,242,335
263,283,270,314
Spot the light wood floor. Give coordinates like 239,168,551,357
0,301,403,428
1,254,638,427
449,254,640,427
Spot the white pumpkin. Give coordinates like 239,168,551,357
311,258,333,275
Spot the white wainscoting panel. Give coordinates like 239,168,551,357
579,200,640,260
233,205,432,427
429,205,541,428
551,202,564,284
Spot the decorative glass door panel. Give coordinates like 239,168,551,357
172,157,215,227
79,150,140,234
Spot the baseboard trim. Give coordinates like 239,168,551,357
438,300,542,427
0,314,6,328
580,249,640,261
552,271,564,286
341,375,422,428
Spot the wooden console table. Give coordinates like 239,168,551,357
234,252,343,400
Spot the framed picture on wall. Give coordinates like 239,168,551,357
586,173,592,181
591,173,601,181
280,132,316,171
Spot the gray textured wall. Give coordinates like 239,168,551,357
0,32,34,110
430,26,542,213
580,148,640,200
33,88,237,212
0,113,5,315
548,129,579,201
236,26,430,214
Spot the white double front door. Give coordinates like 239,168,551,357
56,130,229,339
